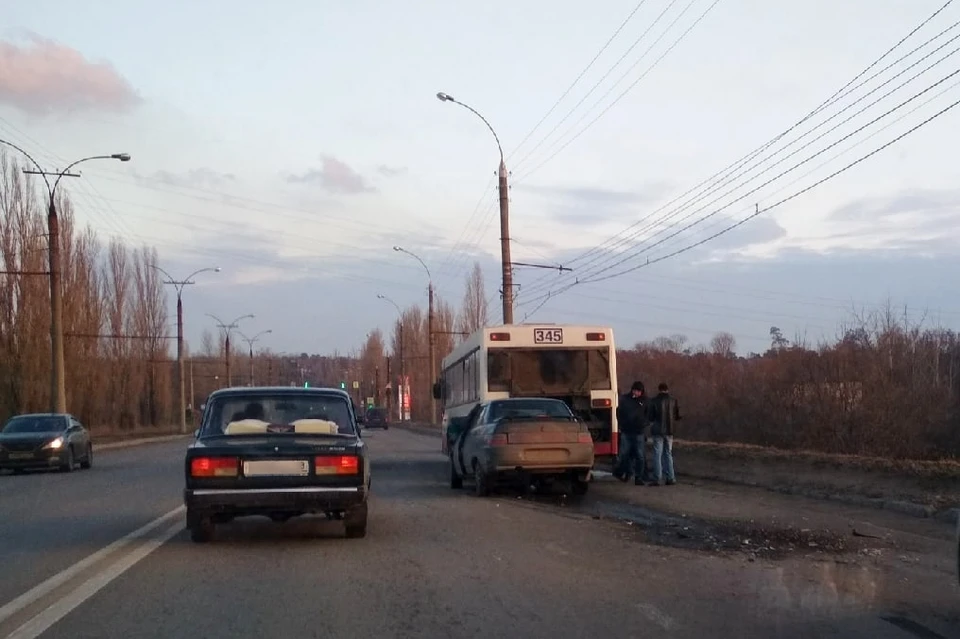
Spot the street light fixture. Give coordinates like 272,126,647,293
236,329,272,386
149,264,221,433
435,91,513,324
392,246,436,424
0,137,131,413
207,313,254,387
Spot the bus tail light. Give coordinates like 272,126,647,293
578,432,594,444
591,398,612,408
490,433,508,446
489,332,511,341
190,456,238,477
586,332,606,341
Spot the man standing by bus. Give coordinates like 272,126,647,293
613,381,648,485
647,382,681,486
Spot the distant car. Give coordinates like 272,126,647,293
183,386,371,542
365,407,389,429
448,398,595,497
0,413,93,473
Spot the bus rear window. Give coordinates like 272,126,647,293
487,348,611,394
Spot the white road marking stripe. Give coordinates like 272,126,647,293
0,506,184,626
6,521,183,639
636,602,677,630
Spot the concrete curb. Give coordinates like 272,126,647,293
94,434,192,451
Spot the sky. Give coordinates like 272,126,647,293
0,0,958,356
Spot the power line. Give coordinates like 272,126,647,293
510,0,681,172
513,0,723,181
557,36,960,287
537,1,957,274
559,65,960,286
506,0,651,161
520,88,960,313
517,16,960,302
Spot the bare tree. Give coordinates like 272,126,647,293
710,331,737,358
456,261,488,338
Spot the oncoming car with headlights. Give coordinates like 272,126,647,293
0,413,93,473
184,386,371,542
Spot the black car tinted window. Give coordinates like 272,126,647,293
201,393,357,437
2,416,65,434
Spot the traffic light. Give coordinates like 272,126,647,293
339,381,346,389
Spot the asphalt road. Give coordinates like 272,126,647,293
1,428,957,638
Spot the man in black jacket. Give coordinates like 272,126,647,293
646,382,681,485
613,381,648,485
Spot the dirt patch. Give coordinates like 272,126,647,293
505,488,889,562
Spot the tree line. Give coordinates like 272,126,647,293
9,137,956,459
353,263,960,461
0,152,172,431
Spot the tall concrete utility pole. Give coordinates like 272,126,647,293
436,92,513,324
391,248,436,423
237,329,272,386
207,313,254,387
1,139,131,413
498,160,513,324
149,265,220,433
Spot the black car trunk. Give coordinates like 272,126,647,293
186,436,363,490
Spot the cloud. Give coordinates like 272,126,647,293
376,164,407,177
518,181,673,226
142,168,236,189
828,187,960,224
286,155,377,195
0,34,140,115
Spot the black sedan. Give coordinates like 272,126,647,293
0,413,93,473
184,386,371,542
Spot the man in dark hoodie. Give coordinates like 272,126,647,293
613,381,648,485
647,382,681,486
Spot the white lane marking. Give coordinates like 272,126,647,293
6,520,183,639
0,506,184,625
636,602,677,630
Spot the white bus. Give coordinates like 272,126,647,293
433,324,619,463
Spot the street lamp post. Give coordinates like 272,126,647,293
392,246,436,424
436,92,513,324
236,329,272,386
149,265,221,433
207,313,254,387
377,294,405,421
0,138,131,413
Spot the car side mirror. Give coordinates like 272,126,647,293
193,429,200,438
356,415,365,425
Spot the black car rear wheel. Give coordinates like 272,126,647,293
187,509,214,543
344,502,368,539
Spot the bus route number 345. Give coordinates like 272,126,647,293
533,327,564,344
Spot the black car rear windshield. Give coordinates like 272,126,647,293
200,393,357,437
2,416,65,434
488,399,574,421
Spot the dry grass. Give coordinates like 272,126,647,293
676,438,960,479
